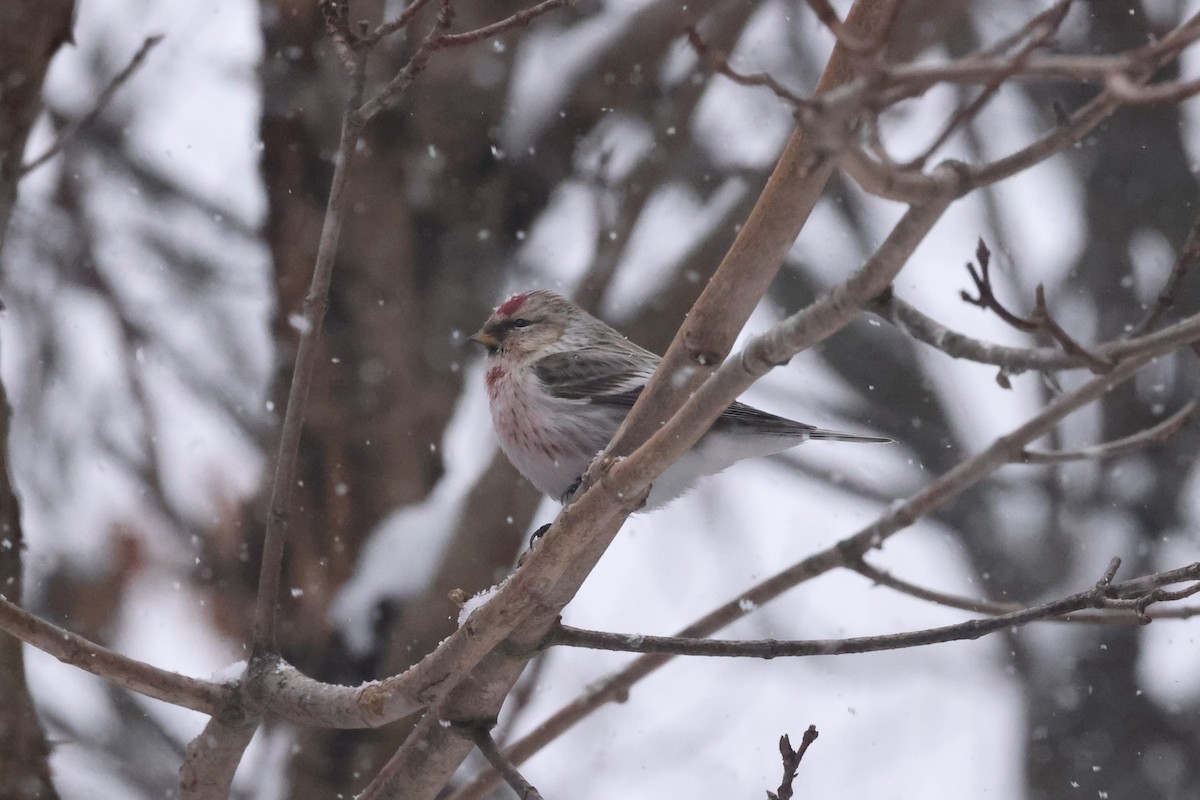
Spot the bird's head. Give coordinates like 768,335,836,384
470,290,576,361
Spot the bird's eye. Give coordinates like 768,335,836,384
511,318,532,328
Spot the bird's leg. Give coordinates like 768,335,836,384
517,523,553,567
528,523,552,549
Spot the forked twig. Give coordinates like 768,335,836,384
962,239,1114,372
767,726,819,800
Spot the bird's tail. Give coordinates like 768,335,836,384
807,428,894,444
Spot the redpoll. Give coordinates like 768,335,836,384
470,290,890,509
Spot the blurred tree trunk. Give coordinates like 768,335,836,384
0,2,75,798
1024,3,1200,798
255,0,547,794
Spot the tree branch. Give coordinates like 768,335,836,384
549,561,1200,657
470,725,545,800
871,293,1200,376
19,34,163,177
1019,399,1198,464
0,594,226,714
767,726,819,800
446,323,1200,800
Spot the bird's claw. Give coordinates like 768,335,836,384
528,523,552,549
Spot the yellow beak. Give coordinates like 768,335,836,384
469,330,500,349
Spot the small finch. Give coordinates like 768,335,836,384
471,290,890,509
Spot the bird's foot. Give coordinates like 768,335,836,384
559,477,583,506
517,523,553,568
528,523,552,549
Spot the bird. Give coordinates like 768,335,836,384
470,290,891,510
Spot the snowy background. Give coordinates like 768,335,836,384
5,0,1200,798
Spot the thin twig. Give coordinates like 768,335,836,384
981,0,1074,57
19,35,164,177
437,0,574,48
356,0,455,122
960,239,1038,332
850,556,1200,623
767,726,819,800
252,46,368,654
1030,285,1115,372
445,329,1195,800
1105,72,1200,105
803,0,874,53
1020,399,1198,463
872,293,1200,375
686,26,812,108
961,240,1114,372
849,557,1016,615
899,0,1071,170
1129,206,1200,336
365,0,436,45
469,725,545,800
548,562,1200,657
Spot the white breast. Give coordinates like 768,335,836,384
486,363,618,501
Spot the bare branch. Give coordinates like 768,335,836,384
872,294,1200,375
960,241,1123,375
356,0,454,123
1130,206,1200,336
592,0,904,472
841,12,1200,202
258,658,423,729
959,239,1039,332
852,555,1200,623
0,594,226,714
898,0,1072,171
686,26,812,108
447,327,1199,800
364,0,435,45
252,50,368,653
470,725,545,800
1020,399,1198,464
802,0,874,53
767,726,819,800
848,557,1016,616
19,34,163,177
358,0,575,122
548,562,1200,657
437,0,575,48
179,710,258,800
1105,72,1200,105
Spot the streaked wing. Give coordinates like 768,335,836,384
535,348,891,443
532,347,656,404
718,401,892,442
714,402,815,436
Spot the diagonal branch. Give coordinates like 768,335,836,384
252,42,368,654
0,594,226,714
1019,399,1198,464
19,34,164,177
445,322,1200,800
897,0,1072,171
548,561,1200,657
469,725,545,800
